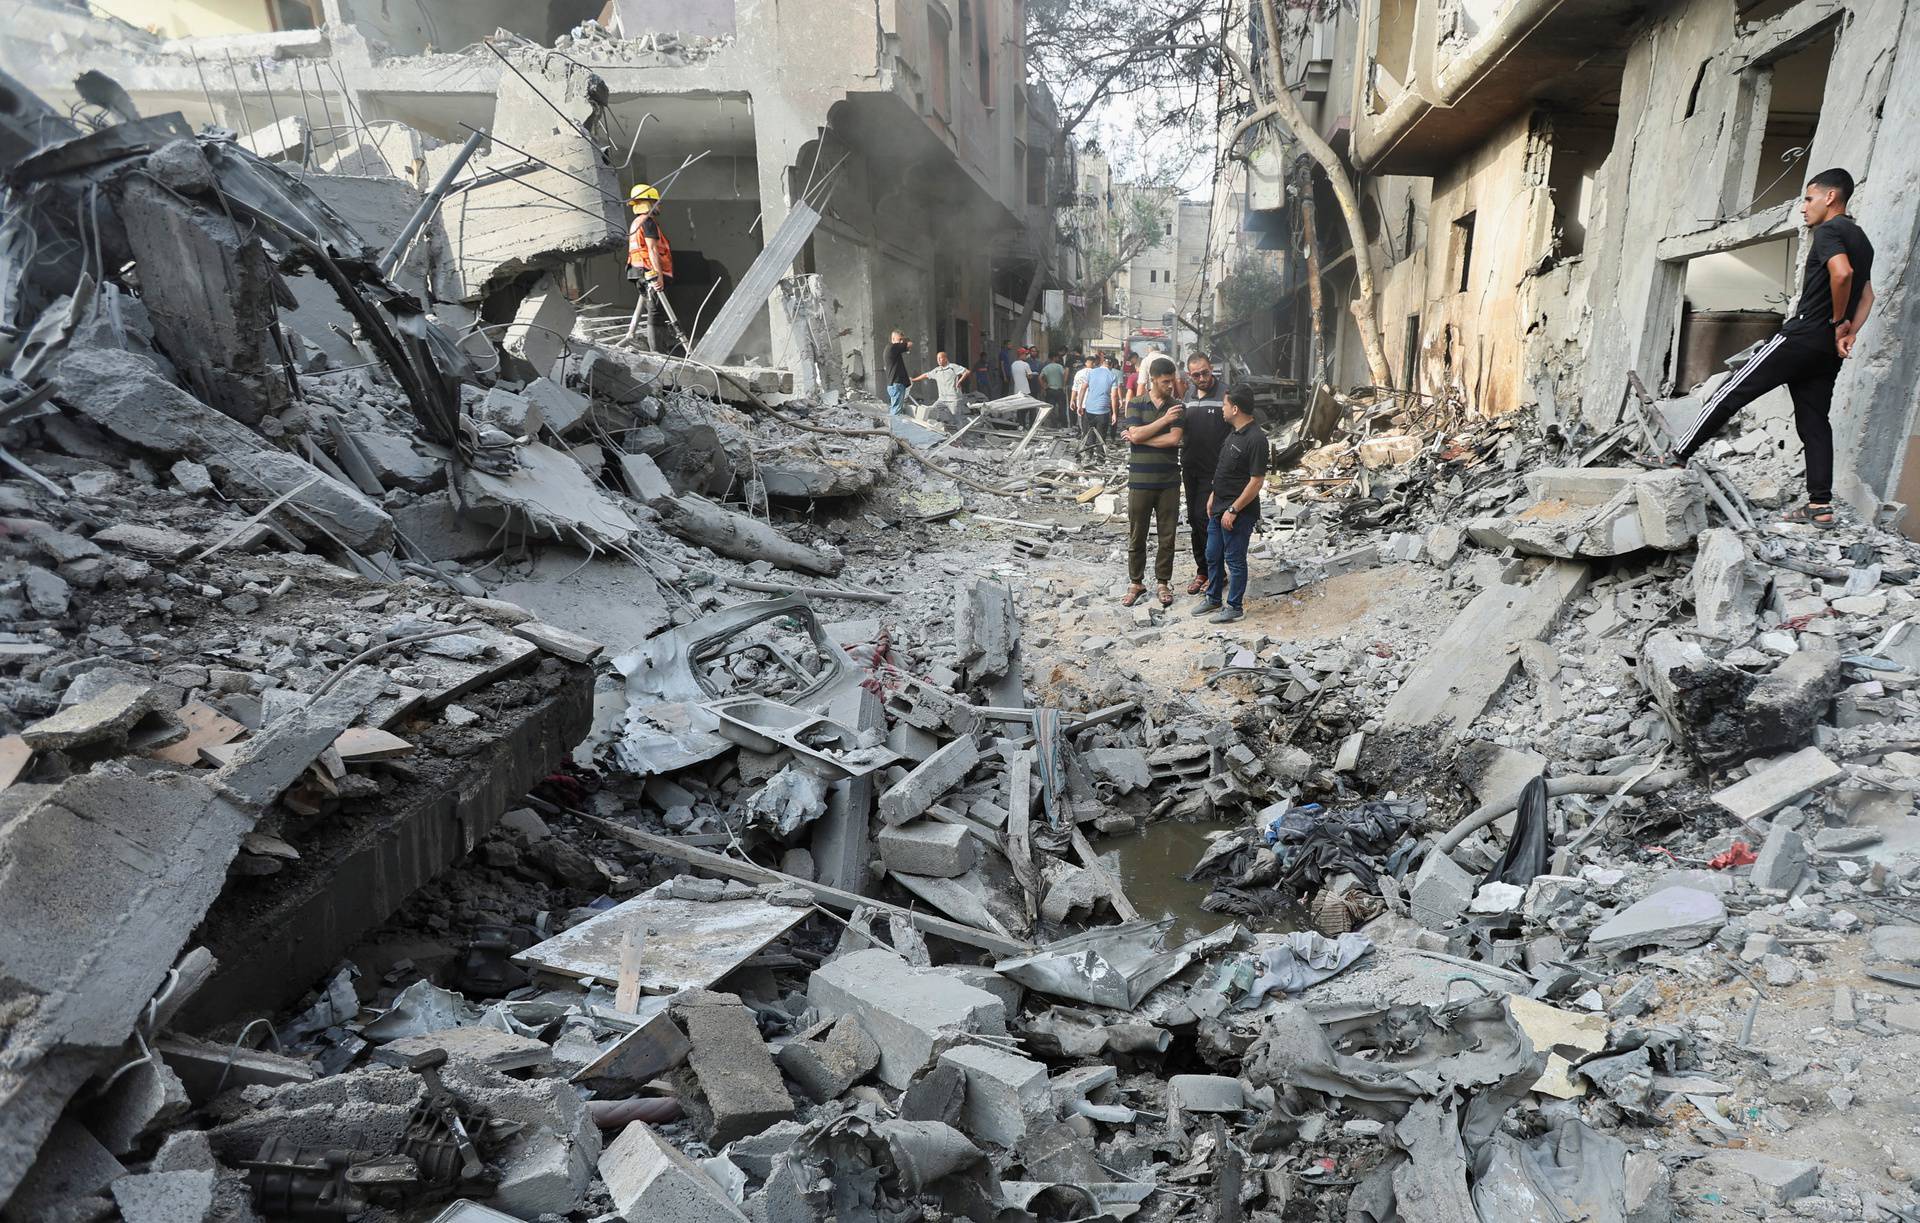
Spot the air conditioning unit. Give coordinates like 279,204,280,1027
1301,58,1332,102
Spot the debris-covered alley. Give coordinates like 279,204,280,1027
9,1,1920,1222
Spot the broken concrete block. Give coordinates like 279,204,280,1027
1640,634,1842,769
1587,886,1726,954
1700,1149,1820,1205
954,578,1017,683
109,1169,216,1223
23,566,71,618
1868,925,1920,965
349,431,443,493
807,949,1006,1087
939,1044,1051,1147
1334,732,1364,772
619,451,675,503
1410,850,1475,929
1751,821,1804,887
1082,747,1151,794
600,1122,748,1222
675,994,793,1144
118,169,288,426
1425,524,1464,566
391,490,502,561
877,819,976,878
777,1015,880,1102
522,376,590,436
1692,527,1763,638
476,386,543,438
92,522,198,560
1522,468,1637,504
879,736,980,825
6,1119,126,1217
1632,468,1707,549
502,280,577,377
1712,747,1843,822
1168,1074,1246,1113
21,683,159,751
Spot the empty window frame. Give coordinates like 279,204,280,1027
1449,211,1476,294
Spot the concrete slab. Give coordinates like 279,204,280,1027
1712,747,1844,822
1383,561,1588,735
808,949,1006,1087
600,1122,748,1222
1587,886,1726,954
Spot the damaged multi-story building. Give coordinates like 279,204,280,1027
1230,0,1920,528
3,0,1078,386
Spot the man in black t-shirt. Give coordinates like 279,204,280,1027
1178,352,1229,595
1671,168,1876,528
884,330,913,417
1193,387,1268,623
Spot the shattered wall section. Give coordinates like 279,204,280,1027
1574,0,1916,526
117,174,290,426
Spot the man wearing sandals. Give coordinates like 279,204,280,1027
1670,168,1875,529
1121,355,1186,608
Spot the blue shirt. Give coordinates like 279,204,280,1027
1080,367,1119,415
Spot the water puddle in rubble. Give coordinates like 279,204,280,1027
1100,820,1301,944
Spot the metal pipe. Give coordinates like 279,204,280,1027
377,128,486,278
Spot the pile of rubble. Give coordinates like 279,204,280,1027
13,54,1920,1223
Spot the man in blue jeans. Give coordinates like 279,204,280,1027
883,330,912,416
1193,388,1268,623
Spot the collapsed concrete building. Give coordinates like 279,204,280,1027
2,0,1076,387
1232,0,1920,528
12,2,1920,1223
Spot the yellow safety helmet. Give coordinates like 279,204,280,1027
628,184,660,207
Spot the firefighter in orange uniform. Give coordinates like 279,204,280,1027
626,183,672,288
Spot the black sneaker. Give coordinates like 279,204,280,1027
1191,599,1222,617
1210,606,1244,624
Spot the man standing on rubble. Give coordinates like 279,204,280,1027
1121,354,1185,608
1179,352,1229,595
1194,388,1268,623
1074,352,1118,444
909,350,969,421
884,330,913,417
1667,168,1875,528
1041,351,1068,427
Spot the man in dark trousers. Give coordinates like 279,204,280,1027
884,330,912,416
1670,168,1875,528
1193,388,1268,624
1121,354,1185,608
1178,352,1228,595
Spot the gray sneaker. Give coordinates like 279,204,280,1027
1191,599,1222,617
1210,605,1244,624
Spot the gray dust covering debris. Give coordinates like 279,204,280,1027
2,0,1920,1220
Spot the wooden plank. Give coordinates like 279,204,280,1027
585,816,1033,958
1005,750,1039,923
148,702,248,767
513,880,806,994
333,727,413,762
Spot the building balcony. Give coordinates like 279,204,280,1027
1354,0,1647,175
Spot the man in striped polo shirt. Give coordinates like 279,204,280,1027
1121,354,1186,607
